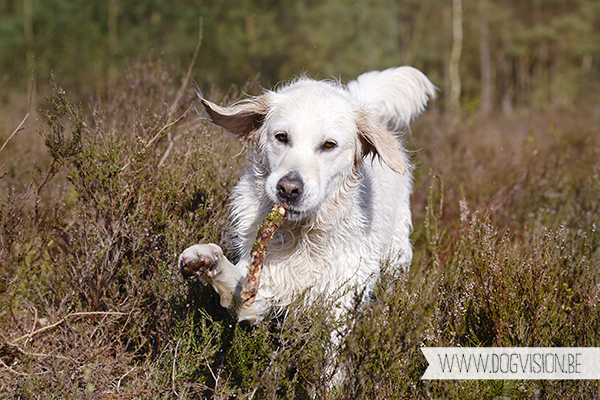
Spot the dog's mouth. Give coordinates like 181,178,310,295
284,207,302,217
278,205,307,221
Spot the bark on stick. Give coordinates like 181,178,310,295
240,204,288,306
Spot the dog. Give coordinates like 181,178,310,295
179,66,436,324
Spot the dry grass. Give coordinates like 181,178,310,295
1,64,599,399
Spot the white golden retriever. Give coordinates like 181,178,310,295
179,67,436,324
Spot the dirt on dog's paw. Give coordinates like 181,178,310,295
179,245,220,280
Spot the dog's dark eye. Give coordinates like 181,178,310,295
322,140,337,150
275,132,288,144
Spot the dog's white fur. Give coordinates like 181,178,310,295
179,66,435,324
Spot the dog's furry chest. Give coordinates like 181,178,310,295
253,223,377,306
232,196,380,306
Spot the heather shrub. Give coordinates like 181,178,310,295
1,66,599,399
1,63,246,398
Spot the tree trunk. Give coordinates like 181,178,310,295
443,6,452,115
479,0,493,116
107,0,119,94
406,0,432,66
449,0,463,112
24,0,35,99
501,57,514,116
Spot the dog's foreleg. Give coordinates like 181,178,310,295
178,244,247,310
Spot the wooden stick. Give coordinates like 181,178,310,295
240,204,288,306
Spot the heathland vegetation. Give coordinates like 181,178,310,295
1,0,600,398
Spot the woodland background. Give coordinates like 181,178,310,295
1,0,600,399
1,0,600,112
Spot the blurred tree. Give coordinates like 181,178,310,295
0,0,599,112
479,0,492,116
107,0,118,89
449,0,462,112
23,0,34,96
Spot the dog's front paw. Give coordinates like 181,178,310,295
178,244,223,281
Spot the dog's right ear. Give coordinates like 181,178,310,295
200,97,269,140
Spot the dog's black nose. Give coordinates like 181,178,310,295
276,172,304,203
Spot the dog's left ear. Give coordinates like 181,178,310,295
200,97,269,140
356,113,406,175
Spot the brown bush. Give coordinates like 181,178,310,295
1,65,599,398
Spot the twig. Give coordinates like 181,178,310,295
89,308,111,340
292,358,317,394
248,388,258,400
28,304,38,341
35,157,69,220
168,17,203,122
116,364,138,393
8,287,25,335
0,112,30,154
489,169,528,211
83,346,109,364
158,17,204,168
157,139,174,168
4,341,76,363
205,356,220,393
10,311,127,345
0,358,28,377
146,104,195,149
240,204,289,306
172,332,185,397
119,102,194,173
488,150,537,212
0,62,35,155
